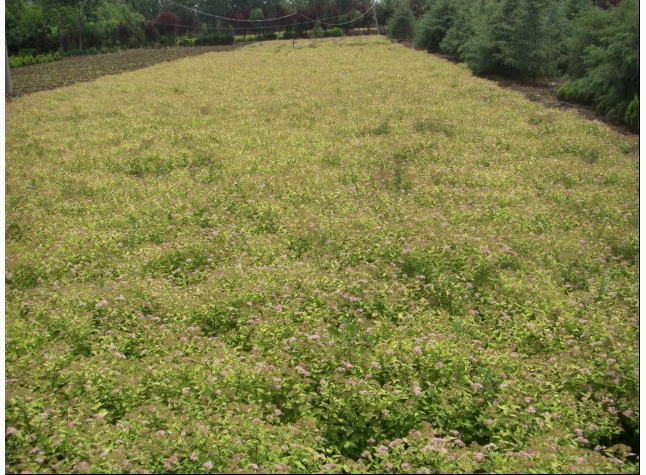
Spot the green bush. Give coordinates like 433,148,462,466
281,30,298,39
313,22,325,38
386,3,416,41
6,0,51,55
176,36,196,46
439,1,475,60
236,33,278,42
17,48,38,57
624,95,639,132
194,33,234,46
8,51,63,68
565,0,638,121
416,0,457,52
325,27,344,38
462,0,559,78
555,81,592,104
9,56,31,67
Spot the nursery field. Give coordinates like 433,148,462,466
7,45,238,97
5,37,639,473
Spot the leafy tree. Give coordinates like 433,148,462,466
462,0,560,79
250,7,265,36
37,0,79,50
155,11,180,39
334,0,354,11
415,0,457,53
249,8,265,22
83,1,145,48
461,0,507,75
376,0,397,29
559,0,639,119
624,95,638,132
125,0,164,19
564,0,590,20
313,21,325,38
498,0,559,78
386,1,416,41
565,2,607,78
5,0,52,53
66,0,103,49
194,0,231,21
409,0,428,18
340,8,362,33
545,0,570,73
439,0,475,60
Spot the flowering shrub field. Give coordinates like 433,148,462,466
5,37,639,473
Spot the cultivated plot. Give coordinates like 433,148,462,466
5,37,639,473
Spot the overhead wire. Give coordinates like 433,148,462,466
166,0,300,22
146,21,264,32
299,4,376,27
164,0,377,29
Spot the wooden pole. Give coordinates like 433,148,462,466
6,41,12,96
373,2,380,36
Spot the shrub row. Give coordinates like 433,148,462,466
8,51,63,68
233,33,279,43
8,28,353,70
9,47,122,68
403,0,639,130
178,34,235,46
62,46,120,57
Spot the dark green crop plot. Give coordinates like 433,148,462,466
8,45,238,97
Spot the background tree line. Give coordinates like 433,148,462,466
5,0,379,55
5,0,638,129
386,0,638,130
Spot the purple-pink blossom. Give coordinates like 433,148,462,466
75,462,90,472
295,366,310,377
376,445,388,454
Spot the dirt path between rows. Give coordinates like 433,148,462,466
398,40,638,138
491,76,637,138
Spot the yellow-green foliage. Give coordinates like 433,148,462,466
5,38,639,474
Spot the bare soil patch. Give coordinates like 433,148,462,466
7,45,239,97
